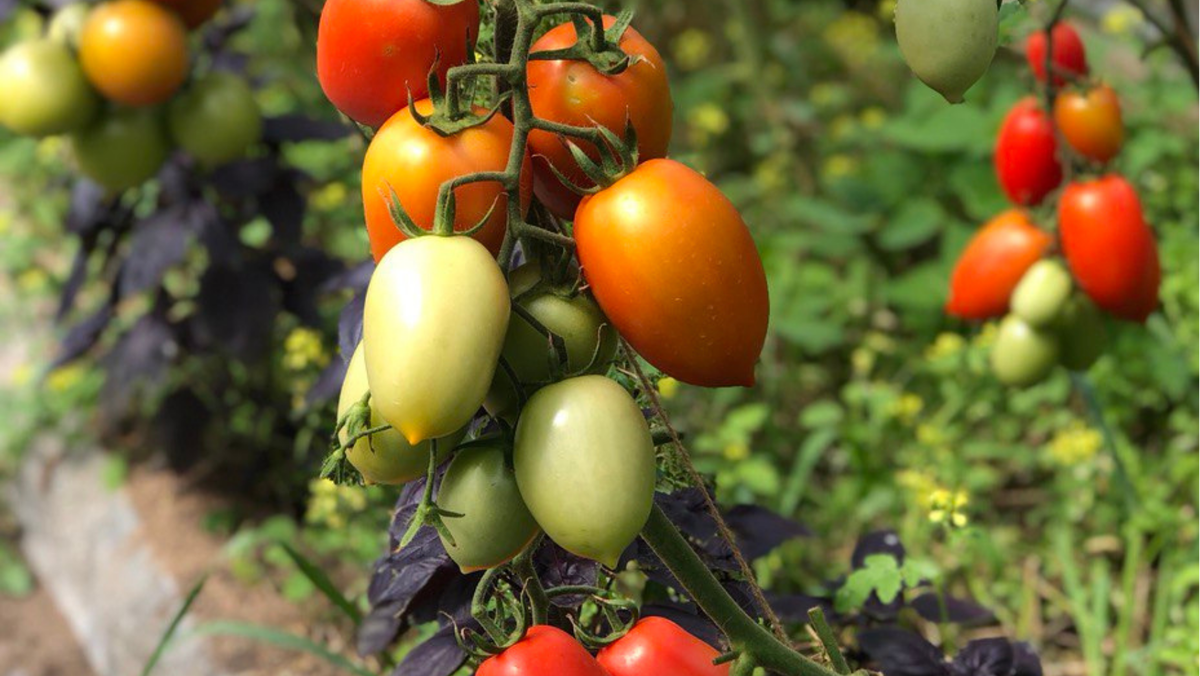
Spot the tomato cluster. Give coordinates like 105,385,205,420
946,21,1159,387
0,0,262,191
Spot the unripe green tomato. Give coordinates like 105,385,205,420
438,441,540,573
70,106,170,191
1056,295,1106,372
48,4,92,49
1011,259,1073,328
485,263,618,421
514,375,655,568
0,39,99,137
168,72,263,166
363,235,510,444
895,0,998,104
990,315,1061,387
337,344,461,485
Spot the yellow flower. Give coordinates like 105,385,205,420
916,423,947,448
305,478,367,528
657,376,680,400
723,442,750,462
46,363,86,392
1102,6,1143,35
754,153,790,193
1048,421,1103,465
672,29,712,71
925,332,966,361
17,269,48,293
897,469,936,497
860,107,887,130
823,12,880,67
851,346,875,375
687,103,730,146
283,327,329,372
311,182,348,212
8,363,33,388
823,154,859,180
927,488,970,527
887,393,924,425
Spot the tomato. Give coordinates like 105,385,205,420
945,210,1051,321
1055,295,1106,371
1026,22,1088,85
151,0,223,28
894,0,998,104
1010,259,1072,328
79,0,189,107
437,441,540,573
994,97,1062,206
361,99,532,262
168,72,262,166
484,263,617,421
990,315,1060,387
337,344,461,485
1054,85,1123,164
70,107,171,192
363,236,510,444
513,376,655,568
477,625,610,676
574,159,768,387
48,4,92,49
316,0,479,128
0,39,99,137
526,16,673,220
1058,175,1159,322
598,617,729,676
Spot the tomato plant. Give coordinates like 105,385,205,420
994,97,1062,206
70,107,172,191
0,39,98,137
477,625,611,676
1054,84,1124,164
168,71,263,166
1026,21,1089,85
989,315,1061,387
945,210,1052,321
894,0,998,104
79,0,190,107
597,617,730,676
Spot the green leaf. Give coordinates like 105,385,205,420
280,544,362,626
835,554,904,612
878,199,945,251
189,621,375,676
799,400,843,429
141,575,208,676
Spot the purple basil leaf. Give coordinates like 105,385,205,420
911,593,995,626
65,179,110,236
202,4,255,52
723,503,810,560
50,303,115,369
857,628,950,676
765,591,832,624
260,172,306,245
640,602,726,651
338,291,366,362
188,262,280,361
320,259,374,295
98,312,175,425
1011,642,1043,676
210,157,280,200
535,540,599,608
262,115,355,143
0,0,19,23
357,601,405,657
152,388,214,472
853,530,906,569
305,358,349,407
118,207,193,297
278,245,346,325
391,624,469,676
952,638,1014,676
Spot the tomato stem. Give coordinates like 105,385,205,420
510,538,550,625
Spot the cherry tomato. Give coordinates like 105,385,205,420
79,0,189,107
990,315,1061,387
168,72,262,166
894,0,998,104
151,0,223,28
337,344,461,485
70,107,171,192
514,376,655,568
526,16,673,220
363,236,510,444
1058,175,1159,322
1054,85,1123,164
316,0,479,128
945,210,1052,321
598,617,730,676
1055,294,1106,372
1010,259,1073,328
0,39,99,137
574,159,768,387
995,97,1062,206
477,625,610,676
361,99,532,262
437,441,540,573
1025,22,1088,86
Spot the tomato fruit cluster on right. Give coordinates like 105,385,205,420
946,22,1159,388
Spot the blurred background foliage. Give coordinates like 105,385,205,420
0,0,1196,674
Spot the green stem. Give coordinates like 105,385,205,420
807,608,850,675
510,539,550,625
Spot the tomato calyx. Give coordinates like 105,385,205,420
540,120,640,198
528,10,639,76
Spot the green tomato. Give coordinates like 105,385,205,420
70,107,171,191
0,39,99,137
895,0,998,104
48,4,92,50
1056,294,1106,372
337,343,461,485
363,235,510,444
514,375,655,568
990,314,1061,387
1011,259,1073,328
485,263,617,420
438,440,540,573
168,72,263,166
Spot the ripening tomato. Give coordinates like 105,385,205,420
477,626,610,676
1054,85,1123,164
574,159,768,387
1055,294,1106,371
598,617,730,676
168,72,262,166
995,97,1062,206
894,0,998,104
70,107,171,191
514,376,655,568
1058,176,1159,322
437,441,540,573
990,315,1060,387
316,0,479,128
1026,22,1088,85
484,263,617,421
363,236,510,444
0,39,99,137
79,0,189,107
526,16,673,220
337,344,461,485
945,210,1052,321
1010,259,1073,328
361,99,532,262
151,0,223,28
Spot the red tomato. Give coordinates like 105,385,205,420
360,99,532,262
995,97,1062,206
477,626,610,676
1059,175,1159,322
1026,22,1089,85
598,617,729,676
945,210,1052,321
1054,85,1123,164
574,159,768,388
316,0,479,128
527,16,673,220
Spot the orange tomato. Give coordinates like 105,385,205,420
151,0,222,28
945,210,1052,321
79,0,189,107
1054,85,1123,164
574,159,768,388
361,100,532,262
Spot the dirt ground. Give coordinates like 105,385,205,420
0,586,97,676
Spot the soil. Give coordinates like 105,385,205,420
0,586,97,676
